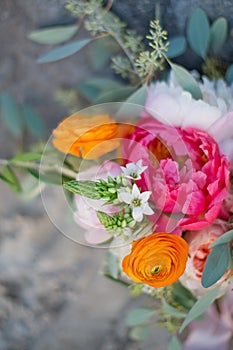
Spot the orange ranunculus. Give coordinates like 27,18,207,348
52,114,119,159
122,232,189,288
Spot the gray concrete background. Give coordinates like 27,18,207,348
0,1,170,349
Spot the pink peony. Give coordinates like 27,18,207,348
123,117,229,231
74,161,122,244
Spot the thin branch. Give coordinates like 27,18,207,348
0,159,77,179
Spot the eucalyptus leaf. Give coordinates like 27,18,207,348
201,244,231,288
125,84,147,106
179,286,220,333
187,7,210,58
95,86,136,104
37,38,92,63
28,25,78,45
172,282,197,311
162,301,187,318
167,36,187,58
0,165,21,192
22,106,45,138
90,37,119,70
129,325,150,341
126,308,156,326
106,251,119,279
170,63,202,99
79,77,123,101
210,228,233,247
168,335,182,350
210,17,228,54
0,93,23,137
225,64,233,85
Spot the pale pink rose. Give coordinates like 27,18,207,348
180,220,231,296
122,117,230,231
74,161,122,244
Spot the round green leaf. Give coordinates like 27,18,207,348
187,7,210,58
28,25,78,45
37,38,92,63
210,17,228,54
170,63,202,99
201,244,231,288
167,36,187,58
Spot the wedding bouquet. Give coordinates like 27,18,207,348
2,1,233,349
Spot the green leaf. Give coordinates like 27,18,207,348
90,37,119,70
168,335,182,350
0,93,23,137
226,64,233,85
10,152,42,162
179,286,220,333
116,85,147,118
210,228,233,247
37,38,92,63
0,165,21,192
126,308,156,326
95,86,136,104
187,7,210,58
29,168,71,185
63,180,101,199
28,25,78,45
201,244,231,288
170,63,202,99
172,281,197,311
129,325,150,341
106,251,119,279
162,301,187,318
210,17,228,54
22,106,45,138
79,77,123,101
167,36,187,58
125,84,147,106
20,175,44,200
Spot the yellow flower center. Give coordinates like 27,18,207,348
131,198,141,207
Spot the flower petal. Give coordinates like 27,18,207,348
132,207,143,222
118,192,132,204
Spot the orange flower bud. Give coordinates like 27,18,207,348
122,232,189,288
52,114,119,159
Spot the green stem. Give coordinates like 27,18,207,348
0,159,77,179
